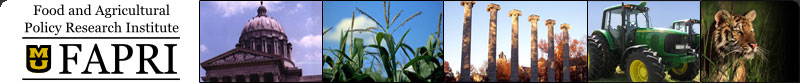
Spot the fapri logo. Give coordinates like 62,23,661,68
22,43,180,80
27,45,51,73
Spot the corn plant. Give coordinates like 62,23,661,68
323,1,443,82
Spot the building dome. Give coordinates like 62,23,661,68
200,2,315,82
243,5,285,34
242,5,285,35
236,5,292,60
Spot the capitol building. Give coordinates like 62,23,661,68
200,3,321,82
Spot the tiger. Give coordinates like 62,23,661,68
704,9,760,82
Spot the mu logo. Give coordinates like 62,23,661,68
27,45,51,73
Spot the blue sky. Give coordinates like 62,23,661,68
199,1,322,80
588,1,700,34
443,1,587,74
322,1,444,72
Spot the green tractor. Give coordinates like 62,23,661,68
588,2,699,82
670,19,701,51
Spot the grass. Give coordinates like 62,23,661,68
589,66,699,82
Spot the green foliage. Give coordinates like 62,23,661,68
323,1,443,82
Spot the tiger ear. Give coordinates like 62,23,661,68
744,10,757,22
714,10,730,22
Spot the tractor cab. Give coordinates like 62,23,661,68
590,1,699,82
601,2,650,51
670,19,701,50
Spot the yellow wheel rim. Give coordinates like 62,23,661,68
629,60,648,82
671,63,688,75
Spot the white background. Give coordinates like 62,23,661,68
0,0,200,82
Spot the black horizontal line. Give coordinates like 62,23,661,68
22,78,180,80
22,37,180,39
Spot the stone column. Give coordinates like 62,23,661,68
528,14,540,82
248,74,255,82
560,23,571,82
459,1,475,82
545,19,556,82
260,73,265,82
486,3,500,82
508,9,521,82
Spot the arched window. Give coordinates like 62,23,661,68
256,39,263,52
267,39,273,54
278,42,283,56
243,41,250,49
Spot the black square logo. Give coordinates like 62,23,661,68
27,45,51,73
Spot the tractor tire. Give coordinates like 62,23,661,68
588,34,616,80
625,48,665,82
668,61,699,81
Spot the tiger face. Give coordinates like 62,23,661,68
713,10,758,60
710,9,759,82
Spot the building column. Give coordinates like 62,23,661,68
459,1,475,82
251,73,261,82
246,74,252,82
486,3,501,82
286,42,291,59
260,73,266,82
212,76,220,82
545,19,555,82
271,39,277,55
266,39,272,54
277,40,282,56
561,23,571,82
528,14,540,82
277,72,283,82
509,9,521,82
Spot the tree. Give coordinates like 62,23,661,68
537,57,547,82
497,52,510,82
444,61,456,82
534,32,587,82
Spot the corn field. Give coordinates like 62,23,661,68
322,1,444,82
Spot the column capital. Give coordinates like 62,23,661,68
487,3,501,12
460,1,475,8
545,19,556,27
528,14,540,22
509,9,521,17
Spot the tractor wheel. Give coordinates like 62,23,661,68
625,48,665,82
588,34,616,80
668,62,698,81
